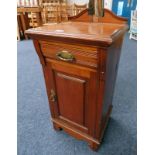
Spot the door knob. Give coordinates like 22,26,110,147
50,89,57,102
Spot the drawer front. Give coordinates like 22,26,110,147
39,41,98,68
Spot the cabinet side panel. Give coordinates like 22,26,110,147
97,34,125,140
103,34,124,115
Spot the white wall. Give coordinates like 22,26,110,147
67,0,113,10
67,0,89,5
104,0,113,10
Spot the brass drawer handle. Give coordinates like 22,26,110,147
56,50,75,62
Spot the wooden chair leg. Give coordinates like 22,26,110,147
17,22,20,41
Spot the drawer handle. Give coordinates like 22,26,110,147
56,50,75,62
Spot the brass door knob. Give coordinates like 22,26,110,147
50,89,57,102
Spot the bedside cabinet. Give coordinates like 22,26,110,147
26,9,128,151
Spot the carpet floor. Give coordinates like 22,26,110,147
17,33,137,155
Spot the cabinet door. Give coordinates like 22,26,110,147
44,59,98,136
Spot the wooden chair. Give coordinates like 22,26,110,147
43,5,59,23
41,1,60,23
41,0,68,23
29,12,38,28
17,14,22,41
17,13,29,40
58,3,68,22
17,21,20,41
66,4,74,17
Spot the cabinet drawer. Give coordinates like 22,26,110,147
39,41,98,68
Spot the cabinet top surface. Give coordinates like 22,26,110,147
26,22,127,46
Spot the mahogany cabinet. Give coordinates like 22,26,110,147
26,9,128,151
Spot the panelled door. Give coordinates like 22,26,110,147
43,59,98,136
